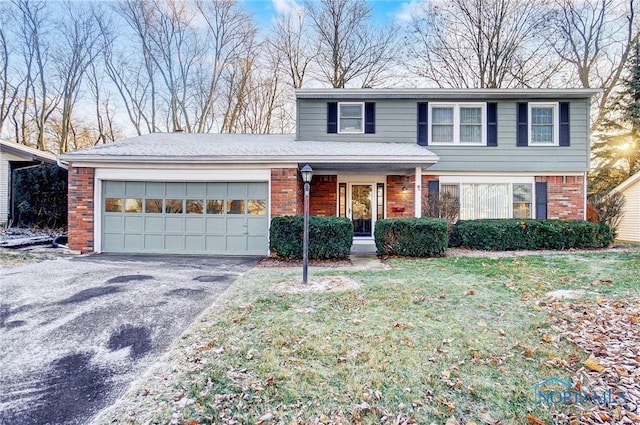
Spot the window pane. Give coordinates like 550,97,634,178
339,104,363,132
206,200,223,214
532,107,553,124
432,107,453,124
340,118,362,132
340,104,362,118
339,183,346,217
460,125,482,143
227,200,245,214
432,125,453,143
165,199,183,214
105,198,122,212
248,200,266,215
125,198,142,213
186,200,204,214
377,183,384,220
460,184,509,219
460,107,481,124
145,199,163,213
513,184,532,218
532,125,553,143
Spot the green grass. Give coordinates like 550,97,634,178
148,253,640,424
0,249,41,266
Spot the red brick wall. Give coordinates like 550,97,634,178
386,175,415,218
68,166,95,253
536,175,585,220
271,168,301,216
309,175,337,216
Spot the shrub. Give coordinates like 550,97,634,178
588,190,626,231
450,219,615,250
269,216,353,260
14,164,68,228
375,218,448,257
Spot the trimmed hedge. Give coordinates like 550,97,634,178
449,219,615,250
14,164,68,228
375,218,448,257
269,216,353,260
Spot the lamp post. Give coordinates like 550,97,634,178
300,163,313,284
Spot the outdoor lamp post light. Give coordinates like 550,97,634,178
301,163,313,284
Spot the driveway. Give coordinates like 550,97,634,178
0,254,258,425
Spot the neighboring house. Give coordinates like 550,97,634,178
0,140,58,226
612,171,640,242
59,88,598,255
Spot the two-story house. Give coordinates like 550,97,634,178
60,88,598,255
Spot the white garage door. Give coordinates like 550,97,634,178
101,181,268,255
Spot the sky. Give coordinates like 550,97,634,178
241,0,416,25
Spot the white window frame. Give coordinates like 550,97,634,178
528,102,559,146
338,102,365,134
438,176,535,220
428,102,486,145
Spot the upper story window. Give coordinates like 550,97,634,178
429,103,486,145
338,102,364,133
529,103,558,145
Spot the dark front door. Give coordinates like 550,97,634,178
351,184,373,237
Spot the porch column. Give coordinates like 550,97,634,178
414,166,422,218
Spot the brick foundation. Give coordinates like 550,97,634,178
68,166,95,253
309,175,337,216
386,175,415,218
270,168,302,216
536,175,585,220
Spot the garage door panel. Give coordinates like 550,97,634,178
206,217,225,233
185,217,205,232
165,217,184,232
226,217,246,234
102,181,268,255
124,216,143,232
145,216,164,232
144,234,163,250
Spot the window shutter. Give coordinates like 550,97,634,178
559,102,570,146
364,102,375,134
535,182,547,219
417,102,428,146
327,102,338,133
517,102,528,147
428,180,440,216
487,102,498,146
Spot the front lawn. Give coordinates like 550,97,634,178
95,252,640,425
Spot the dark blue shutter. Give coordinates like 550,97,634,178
327,102,337,133
428,180,440,216
417,102,428,146
487,103,498,146
517,102,528,147
535,182,547,219
559,102,570,146
364,102,375,134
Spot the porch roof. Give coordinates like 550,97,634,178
58,133,439,167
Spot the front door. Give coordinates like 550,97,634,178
351,184,373,237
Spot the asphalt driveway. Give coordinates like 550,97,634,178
0,254,259,425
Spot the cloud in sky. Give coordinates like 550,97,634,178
395,0,425,23
272,0,302,15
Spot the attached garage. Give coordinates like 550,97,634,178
101,181,269,255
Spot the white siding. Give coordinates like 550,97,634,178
0,155,9,225
617,181,640,242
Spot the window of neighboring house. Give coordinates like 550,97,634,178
441,182,533,220
338,102,364,133
529,103,558,145
429,103,485,145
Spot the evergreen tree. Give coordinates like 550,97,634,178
590,43,640,195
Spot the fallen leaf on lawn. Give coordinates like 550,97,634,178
542,334,552,343
478,409,500,424
525,414,547,425
441,370,451,379
497,328,505,336
466,289,475,296
584,357,605,372
467,422,478,425
533,305,542,311
447,403,456,412
184,420,199,425
319,414,329,423
446,417,460,425
256,413,273,425
599,412,611,422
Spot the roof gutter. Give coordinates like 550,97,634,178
56,156,69,170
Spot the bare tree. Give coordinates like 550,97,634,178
551,0,639,130
305,0,399,88
0,5,21,135
406,0,558,88
270,5,315,89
